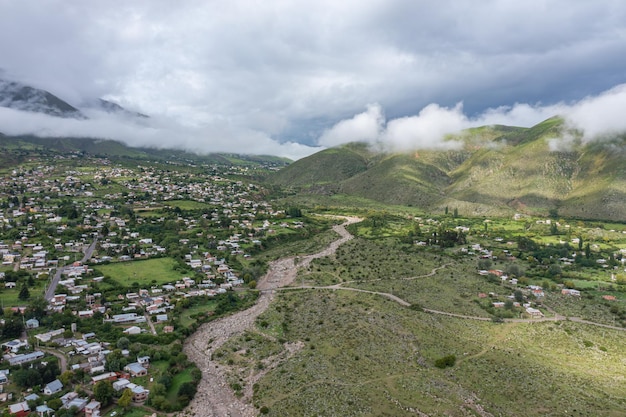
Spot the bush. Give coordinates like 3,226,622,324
434,354,456,369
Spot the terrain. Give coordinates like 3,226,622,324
269,118,626,221
0,116,624,417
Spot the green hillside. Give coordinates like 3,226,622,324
0,134,290,169
269,117,626,221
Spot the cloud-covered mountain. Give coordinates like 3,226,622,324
82,98,149,119
0,78,86,119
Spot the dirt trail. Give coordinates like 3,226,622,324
182,217,360,417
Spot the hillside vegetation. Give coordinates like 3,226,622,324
269,118,626,221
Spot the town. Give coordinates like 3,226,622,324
0,152,313,416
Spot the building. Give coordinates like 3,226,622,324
6,351,44,366
124,362,148,377
8,401,29,417
84,400,101,417
44,379,63,395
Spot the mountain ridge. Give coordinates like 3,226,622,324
269,118,626,221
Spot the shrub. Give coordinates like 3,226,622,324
434,354,456,369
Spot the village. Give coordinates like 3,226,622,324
0,154,309,416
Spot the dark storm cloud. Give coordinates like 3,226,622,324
1,0,625,158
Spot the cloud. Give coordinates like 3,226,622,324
317,104,384,147
563,83,626,141
317,83,626,151
1,1,626,156
382,103,467,151
0,107,321,161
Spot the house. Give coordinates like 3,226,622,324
6,351,44,366
84,400,101,417
35,404,55,416
8,401,29,417
44,379,63,395
62,397,89,412
123,326,141,335
25,318,39,329
2,339,29,353
91,372,117,385
137,356,150,367
561,289,581,297
124,362,148,377
129,384,149,402
526,307,544,318
112,378,130,392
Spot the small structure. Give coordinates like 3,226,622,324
43,379,63,395
84,400,101,417
25,318,39,329
8,401,29,417
123,326,141,335
124,362,148,377
6,351,44,366
526,307,544,318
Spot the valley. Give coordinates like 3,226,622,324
0,138,623,416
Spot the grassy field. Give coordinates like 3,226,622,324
96,257,188,287
245,289,625,416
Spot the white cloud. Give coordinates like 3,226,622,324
1,1,626,156
564,83,626,141
317,104,384,147
382,103,467,151
316,83,626,152
0,107,321,161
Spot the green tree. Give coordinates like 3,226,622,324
18,284,30,300
478,259,492,270
47,398,63,410
27,296,49,319
117,337,130,350
93,380,114,405
118,388,133,410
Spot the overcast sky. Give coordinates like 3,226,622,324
1,0,626,159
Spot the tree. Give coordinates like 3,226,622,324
93,380,114,405
478,259,492,270
59,370,74,386
18,284,30,300
2,317,25,338
118,388,133,410
48,398,63,410
514,290,524,303
117,337,130,350
28,296,49,319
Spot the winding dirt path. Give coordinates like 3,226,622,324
182,217,360,417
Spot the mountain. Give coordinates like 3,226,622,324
0,79,86,119
269,117,626,221
0,79,149,121
0,134,290,168
83,98,149,119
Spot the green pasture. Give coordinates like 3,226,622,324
96,258,188,288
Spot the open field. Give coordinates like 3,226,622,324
95,257,188,287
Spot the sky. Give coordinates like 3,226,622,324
1,0,626,160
